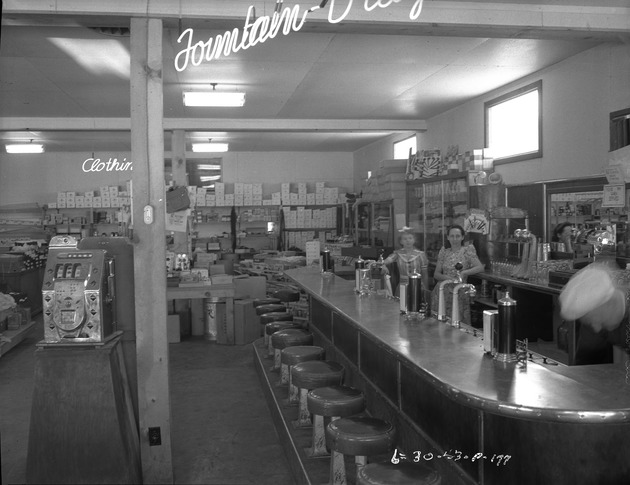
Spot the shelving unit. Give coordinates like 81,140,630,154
192,205,280,252
43,207,130,237
406,173,469,261
281,205,342,251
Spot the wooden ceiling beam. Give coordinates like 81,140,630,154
3,1,629,41
0,117,427,132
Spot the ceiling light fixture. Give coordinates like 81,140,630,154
192,142,229,153
183,83,245,107
6,141,45,154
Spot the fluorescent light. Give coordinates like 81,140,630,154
199,175,222,182
197,164,222,170
183,91,245,107
192,143,229,153
6,144,45,154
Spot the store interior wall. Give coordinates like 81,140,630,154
352,42,630,191
0,151,354,206
418,42,630,187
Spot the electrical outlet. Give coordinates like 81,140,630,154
148,427,161,446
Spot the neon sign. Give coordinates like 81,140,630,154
175,0,425,71
82,158,133,173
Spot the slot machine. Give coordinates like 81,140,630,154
42,235,116,343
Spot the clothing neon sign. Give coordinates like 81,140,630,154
82,158,133,173
174,0,425,71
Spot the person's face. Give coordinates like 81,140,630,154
401,233,415,248
447,229,464,247
561,226,572,239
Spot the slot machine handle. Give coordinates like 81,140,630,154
107,259,116,305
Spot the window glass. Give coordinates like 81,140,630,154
485,81,542,163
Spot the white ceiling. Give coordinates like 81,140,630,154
0,1,627,153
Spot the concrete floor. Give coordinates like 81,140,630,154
0,318,295,485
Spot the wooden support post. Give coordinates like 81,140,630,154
130,17,173,484
171,129,189,255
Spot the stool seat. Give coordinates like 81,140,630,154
252,297,281,308
357,462,441,485
265,321,300,336
273,288,301,303
271,329,313,350
292,360,344,390
255,303,287,316
260,312,293,325
281,346,325,366
326,416,396,457
307,385,365,417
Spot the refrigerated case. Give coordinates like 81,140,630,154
406,174,468,260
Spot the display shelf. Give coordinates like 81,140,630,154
283,227,336,231
0,320,36,358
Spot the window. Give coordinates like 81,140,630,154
610,107,630,151
485,80,542,164
394,135,417,159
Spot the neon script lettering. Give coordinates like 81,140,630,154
174,0,424,71
82,158,133,173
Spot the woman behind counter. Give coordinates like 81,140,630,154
381,227,429,294
552,222,574,253
431,225,485,324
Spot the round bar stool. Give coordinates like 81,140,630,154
281,346,325,403
272,288,301,303
306,385,365,458
272,288,301,314
271,329,313,374
259,311,293,348
255,303,286,316
291,361,344,428
252,297,281,308
265,321,301,357
326,416,396,485
357,461,441,485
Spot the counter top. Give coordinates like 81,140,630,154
285,267,630,424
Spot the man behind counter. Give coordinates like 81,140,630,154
559,264,629,362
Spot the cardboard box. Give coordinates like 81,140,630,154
234,276,266,299
167,314,181,343
234,299,260,345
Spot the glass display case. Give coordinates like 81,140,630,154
546,177,629,261
353,200,395,248
406,174,468,260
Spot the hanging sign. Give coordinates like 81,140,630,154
82,158,133,173
175,0,425,71
463,210,489,235
602,184,625,207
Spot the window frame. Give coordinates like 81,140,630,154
484,80,543,165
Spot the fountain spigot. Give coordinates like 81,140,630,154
451,283,476,328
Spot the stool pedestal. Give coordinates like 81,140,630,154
326,416,396,485
291,361,344,428
306,385,365,458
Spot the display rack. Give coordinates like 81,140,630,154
406,173,469,261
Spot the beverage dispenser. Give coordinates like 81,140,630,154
42,235,116,343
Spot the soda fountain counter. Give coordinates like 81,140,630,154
282,267,630,485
